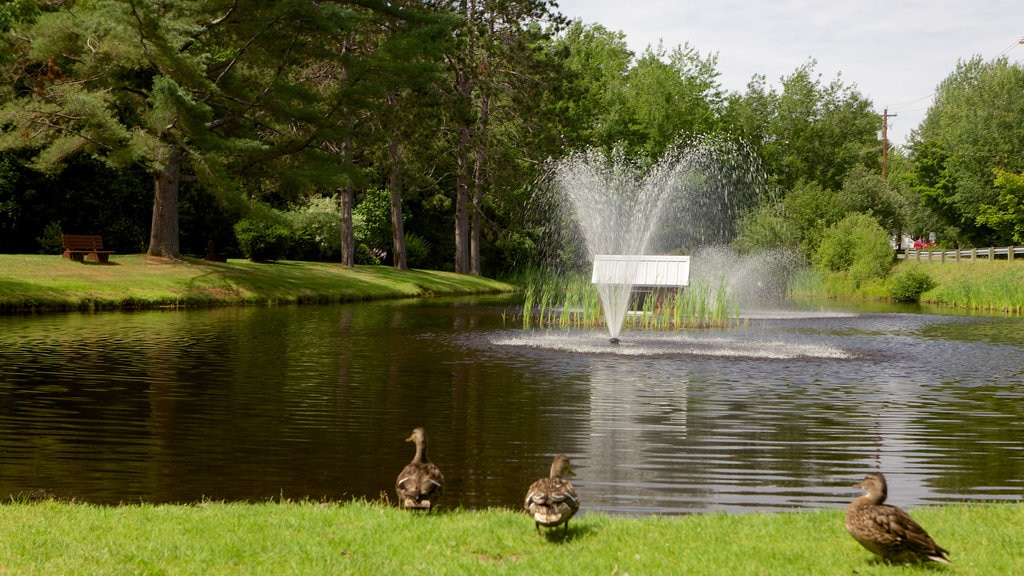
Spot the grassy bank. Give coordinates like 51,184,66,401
0,254,516,313
791,258,1024,314
1,500,1019,574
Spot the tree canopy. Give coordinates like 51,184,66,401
1,5,1020,278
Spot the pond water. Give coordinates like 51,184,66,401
0,297,1021,515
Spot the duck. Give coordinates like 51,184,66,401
845,471,951,564
524,454,580,535
395,427,444,512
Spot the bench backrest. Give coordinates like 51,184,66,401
62,234,105,250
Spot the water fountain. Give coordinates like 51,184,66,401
547,138,767,340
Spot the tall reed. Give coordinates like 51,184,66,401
519,272,741,331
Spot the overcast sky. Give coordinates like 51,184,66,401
554,0,1024,147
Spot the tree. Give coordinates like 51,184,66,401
814,212,894,287
618,42,724,159
729,60,879,193
977,170,1024,244
836,165,908,240
546,21,633,152
908,56,1024,246
437,0,565,275
359,7,454,270
0,1,363,258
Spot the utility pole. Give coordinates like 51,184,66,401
878,108,897,179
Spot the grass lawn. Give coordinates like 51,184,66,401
1,500,1020,575
0,254,516,313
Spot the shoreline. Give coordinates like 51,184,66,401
0,254,517,315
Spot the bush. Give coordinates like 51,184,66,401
36,221,64,255
404,233,431,269
889,269,936,302
286,197,340,262
233,218,292,262
814,213,894,286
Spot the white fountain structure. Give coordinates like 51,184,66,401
590,254,690,343
551,139,765,341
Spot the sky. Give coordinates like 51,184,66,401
553,0,1024,147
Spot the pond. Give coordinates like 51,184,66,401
0,297,1021,515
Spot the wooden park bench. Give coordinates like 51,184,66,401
61,234,115,263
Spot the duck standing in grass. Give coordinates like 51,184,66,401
395,427,444,512
524,454,579,535
845,472,951,564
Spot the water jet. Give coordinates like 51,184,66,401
547,138,766,338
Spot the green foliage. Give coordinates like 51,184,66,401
888,269,936,302
977,169,1024,243
353,188,394,256
233,218,292,262
837,165,908,236
734,179,845,262
404,232,431,269
618,43,724,158
0,152,151,254
0,0,37,33
285,197,341,262
909,56,1024,245
35,221,63,255
730,201,800,255
519,271,741,331
814,213,894,286
734,60,880,193
547,22,634,152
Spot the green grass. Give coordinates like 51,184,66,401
518,272,741,331
0,254,516,313
790,259,1024,314
0,500,1019,574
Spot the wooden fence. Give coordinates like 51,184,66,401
898,246,1024,262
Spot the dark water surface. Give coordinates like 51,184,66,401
1,297,1021,514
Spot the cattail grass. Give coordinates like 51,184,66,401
519,273,742,331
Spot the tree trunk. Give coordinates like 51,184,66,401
454,125,471,274
147,147,182,259
470,155,483,276
388,135,407,271
339,136,355,267
339,186,354,267
469,92,489,276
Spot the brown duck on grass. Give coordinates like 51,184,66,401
845,472,951,564
395,427,444,512
524,454,580,535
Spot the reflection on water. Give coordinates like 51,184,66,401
0,298,1021,515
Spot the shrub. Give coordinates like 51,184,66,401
814,213,894,286
233,218,292,262
404,233,431,269
889,269,936,302
286,197,340,261
36,221,64,255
